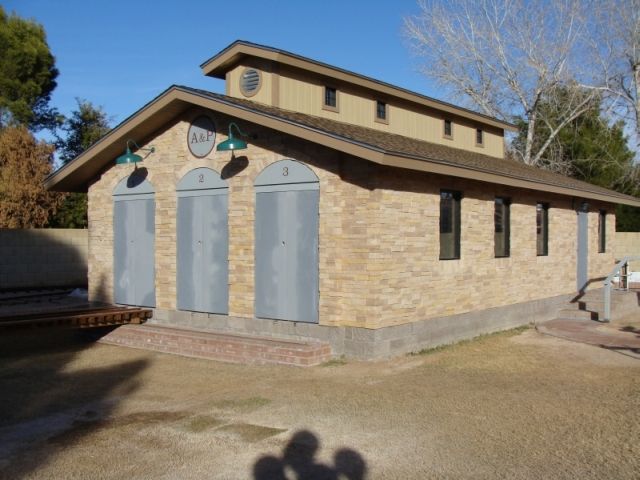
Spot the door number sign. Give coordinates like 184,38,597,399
188,116,216,158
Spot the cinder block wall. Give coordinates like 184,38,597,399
614,232,640,258
87,107,616,329
0,229,88,289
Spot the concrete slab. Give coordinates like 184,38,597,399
537,317,640,356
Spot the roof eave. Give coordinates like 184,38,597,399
44,86,193,192
382,153,640,207
46,87,640,208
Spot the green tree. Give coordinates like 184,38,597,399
0,6,60,131
616,203,640,231
513,86,640,230
49,99,111,228
55,99,111,165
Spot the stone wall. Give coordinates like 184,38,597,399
614,232,640,258
0,229,88,289
366,167,615,328
87,106,616,330
88,108,365,325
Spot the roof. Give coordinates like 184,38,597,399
45,85,640,208
200,40,517,132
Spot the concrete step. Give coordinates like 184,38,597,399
574,291,606,302
576,289,635,302
562,304,627,322
552,289,639,323
556,308,600,321
97,324,333,367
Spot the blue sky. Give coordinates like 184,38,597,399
4,0,435,128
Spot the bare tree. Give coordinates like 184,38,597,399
403,0,605,167
591,0,640,145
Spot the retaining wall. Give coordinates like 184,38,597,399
0,229,88,289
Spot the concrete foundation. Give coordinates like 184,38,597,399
149,292,575,360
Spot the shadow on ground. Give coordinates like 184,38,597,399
0,329,148,479
253,429,367,480
620,325,640,335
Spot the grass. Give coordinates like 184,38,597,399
320,355,347,367
183,414,224,433
410,325,531,356
216,423,287,443
210,396,271,411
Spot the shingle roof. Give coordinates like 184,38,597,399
180,86,638,205
44,84,640,206
199,40,516,131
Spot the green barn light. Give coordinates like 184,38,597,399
217,122,248,152
116,140,155,165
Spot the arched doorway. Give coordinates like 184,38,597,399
176,167,229,314
254,159,319,323
113,172,156,307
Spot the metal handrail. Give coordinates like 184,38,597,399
603,256,640,322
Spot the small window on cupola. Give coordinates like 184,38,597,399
443,119,453,138
239,68,262,97
323,86,339,112
375,100,388,124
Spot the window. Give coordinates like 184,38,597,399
440,190,461,260
324,86,337,109
598,210,606,253
476,128,484,146
376,100,387,121
536,202,549,256
494,197,510,257
444,119,453,138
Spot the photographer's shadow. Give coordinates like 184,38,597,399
253,430,367,480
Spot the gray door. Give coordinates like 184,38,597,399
113,176,155,307
176,168,229,314
577,203,589,292
255,160,319,323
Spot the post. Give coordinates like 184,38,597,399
602,256,640,323
603,279,611,323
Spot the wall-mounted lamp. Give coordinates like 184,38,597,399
216,122,248,153
116,140,155,165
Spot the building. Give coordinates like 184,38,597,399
46,41,640,358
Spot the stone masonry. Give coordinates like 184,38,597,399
87,106,616,331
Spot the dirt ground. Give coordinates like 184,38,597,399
0,323,638,480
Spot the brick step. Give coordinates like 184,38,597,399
97,324,332,367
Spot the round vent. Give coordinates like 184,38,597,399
240,68,261,96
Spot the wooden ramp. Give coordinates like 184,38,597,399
0,305,152,330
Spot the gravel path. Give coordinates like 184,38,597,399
0,325,638,479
